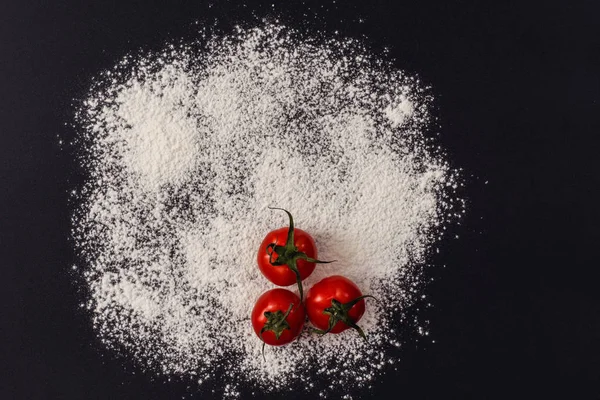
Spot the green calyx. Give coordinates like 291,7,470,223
259,303,294,361
313,295,377,340
266,207,334,301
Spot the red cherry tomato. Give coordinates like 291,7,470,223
251,288,305,346
257,208,333,301
305,275,372,336
257,226,317,286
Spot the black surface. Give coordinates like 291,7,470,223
2,1,598,398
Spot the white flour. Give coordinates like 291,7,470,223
72,24,462,398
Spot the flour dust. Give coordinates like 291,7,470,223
72,24,462,398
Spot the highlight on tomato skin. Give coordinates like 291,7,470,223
305,275,375,339
251,288,306,347
256,227,318,286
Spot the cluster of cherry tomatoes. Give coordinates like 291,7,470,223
252,208,375,355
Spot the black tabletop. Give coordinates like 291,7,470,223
2,1,598,399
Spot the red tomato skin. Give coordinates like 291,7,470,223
251,288,306,346
305,275,366,334
256,227,317,286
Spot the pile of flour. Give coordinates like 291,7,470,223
72,24,461,398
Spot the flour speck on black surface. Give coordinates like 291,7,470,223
72,24,462,397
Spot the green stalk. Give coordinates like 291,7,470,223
312,295,378,340
266,208,334,301
259,303,294,361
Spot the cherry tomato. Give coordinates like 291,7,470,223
305,275,374,338
257,226,318,286
257,208,332,301
251,288,305,347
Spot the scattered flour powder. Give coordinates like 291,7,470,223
72,24,462,398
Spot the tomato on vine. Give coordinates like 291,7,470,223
257,208,333,300
305,275,376,339
251,288,306,359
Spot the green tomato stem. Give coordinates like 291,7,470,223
315,295,377,340
259,303,294,361
266,207,335,301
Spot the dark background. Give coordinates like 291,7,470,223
1,0,598,398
